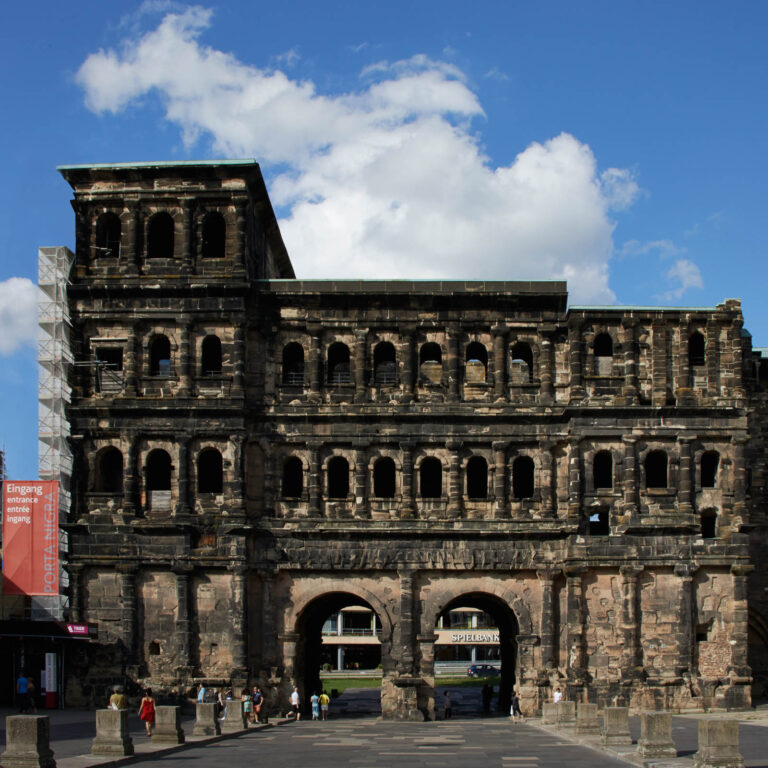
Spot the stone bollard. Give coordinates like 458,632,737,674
637,711,677,759
601,707,632,746
1,715,56,768
575,703,600,735
192,702,221,737
556,701,576,726
220,699,247,733
542,702,558,724
693,719,744,768
152,706,185,745
91,709,134,756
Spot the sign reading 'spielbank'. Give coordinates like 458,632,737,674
2,481,59,595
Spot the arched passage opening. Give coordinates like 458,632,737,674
435,593,520,714
294,592,387,717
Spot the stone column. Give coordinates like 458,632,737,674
568,323,584,401
493,441,508,519
446,324,460,402
675,563,697,675
540,441,555,518
173,564,193,672
537,567,560,670
117,563,138,663
400,442,415,519
729,564,754,681
259,439,275,519
706,320,720,397
178,321,193,396
678,436,695,514
231,434,246,517
354,330,367,403
621,319,637,403
565,567,587,681
258,568,278,672
181,199,194,275
396,569,416,676
568,438,581,522
308,442,322,517
622,435,638,517
232,323,245,397
234,199,247,273
447,440,462,518
126,204,141,274
124,324,140,396
619,565,643,678
539,332,554,404
307,325,322,400
124,438,140,516
398,326,415,403
229,565,248,674
491,325,507,401
651,321,667,407
354,443,368,518
176,438,191,516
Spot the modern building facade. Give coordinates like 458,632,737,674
50,160,768,718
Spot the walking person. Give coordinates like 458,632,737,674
443,690,452,719
509,689,524,723
319,690,330,720
310,691,320,720
290,687,301,720
16,672,29,713
26,679,37,713
138,688,156,736
252,686,263,723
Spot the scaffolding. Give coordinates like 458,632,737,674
37,246,74,620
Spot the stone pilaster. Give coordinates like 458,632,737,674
354,330,367,403
259,438,275,518
678,437,695,514
621,319,637,402
229,564,248,673
398,325,415,403
400,442,415,519
447,439,461,518
124,323,139,396
539,332,554,404
181,199,194,274
308,442,322,517
231,434,246,517
732,436,748,522
622,435,638,517
619,565,643,678
258,569,278,672
674,563,697,675
307,325,322,399
447,324,460,402
234,199,247,273
175,437,191,516
568,323,584,401
117,563,138,661
567,438,581,521
232,323,245,397
540,441,555,518
492,441,507,519
491,325,507,401
178,321,193,396
729,564,754,678
705,320,719,397
126,203,141,274
537,567,560,670
173,564,193,672
651,321,667,406
396,569,416,676
565,566,587,682
354,444,368,518
124,437,139,516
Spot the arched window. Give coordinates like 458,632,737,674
95,447,123,493
512,456,535,499
328,343,351,384
465,342,487,384
374,342,397,386
146,449,172,511
282,342,305,385
701,451,719,488
327,456,350,498
466,456,488,499
201,212,226,259
282,457,304,498
147,212,174,259
197,449,223,493
95,213,121,258
420,457,442,498
701,509,717,539
201,336,222,376
645,450,668,489
689,331,705,368
373,457,396,498
149,335,171,377
594,333,613,375
589,508,610,535
420,342,442,385
593,451,613,490
510,342,533,384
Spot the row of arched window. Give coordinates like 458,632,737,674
93,211,227,261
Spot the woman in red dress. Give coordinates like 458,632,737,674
138,688,156,736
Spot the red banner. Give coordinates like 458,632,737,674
2,481,59,596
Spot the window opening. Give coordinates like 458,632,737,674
594,333,613,375
96,447,123,493
374,342,397,386
282,457,304,498
465,342,487,383
373,457,396,498
328,456,350,498
94,347,124,393
466,456,488,499
512,456,534,499
201,336,222,376
420,457,442,498
328,343,351,384
588,508,610,535
95,213,121,258
197,449,223,493
701,451,719,488
147,212,174,259
150,336,171,377
146,449,172,511
282,342,305,385
593,451,613,490
701,510,717,539
689,332,705,368
420,342,442,385
201,212,226,259
510,342,533,383
645,450,668,489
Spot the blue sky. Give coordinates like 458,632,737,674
1,0,767,480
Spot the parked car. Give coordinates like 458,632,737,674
467,664,499,677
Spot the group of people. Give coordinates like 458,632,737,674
108,685,156,736
288,687,331,721
195,683,264,725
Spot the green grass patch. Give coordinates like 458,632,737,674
436,675,501,688
315,675,500,695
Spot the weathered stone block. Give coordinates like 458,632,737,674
91,709,134,756
556,700,575,725
693,719,744,768
542,702,558,724
152,706,184,745
220,699,247,733
575,703,600,734
2,715,57,768
192,702,221,737
601,706,632,746
637,711,676,758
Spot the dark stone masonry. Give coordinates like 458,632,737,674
55,160,768,718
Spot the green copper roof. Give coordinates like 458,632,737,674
57,159,257,171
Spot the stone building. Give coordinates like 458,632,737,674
52,159,767,718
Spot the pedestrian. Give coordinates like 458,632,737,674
216,688,225,718
241,688,252,724
552,687,563,704
109,685,127,710
252,686,263,723
197,683,207,703
509,689,524,723
319,690,330,720
16,672,29,713
290,687,301,720
138,688,156,736
26,679,37,713
443,690,452,719
310,691,320,720
481,683,492,713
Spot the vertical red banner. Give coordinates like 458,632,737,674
2,481,59,596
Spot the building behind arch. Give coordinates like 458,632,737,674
43,159,768,717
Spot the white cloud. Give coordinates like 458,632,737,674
76,6,642,304
0,278,37,356
660,258,704,301
619,239,684,260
